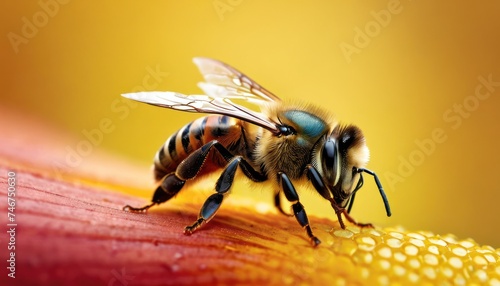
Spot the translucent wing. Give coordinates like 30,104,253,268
122,91,280,133
193,57,281,107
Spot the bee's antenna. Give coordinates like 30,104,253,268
347,173,364,213
355,168,392,217
346,191,357,214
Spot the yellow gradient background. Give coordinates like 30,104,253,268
2,1,499,247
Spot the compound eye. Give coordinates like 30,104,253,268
322,138,340,186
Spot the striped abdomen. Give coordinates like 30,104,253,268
153,115,251,181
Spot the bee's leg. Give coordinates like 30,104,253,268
305,165,373,229
274,192,293,217
328,200,373,229
341,210,373,228
123,202,155,213
184,156,267,234
123,173,185,213
124,140,235,213
305,165,348,229
277,172,321,247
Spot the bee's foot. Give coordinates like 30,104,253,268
311,236,321,247
354,222,374,228
184,218,204,235
123,203,155,213
340,208,375,229
183,227,194,235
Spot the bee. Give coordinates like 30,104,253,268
122,57,391,247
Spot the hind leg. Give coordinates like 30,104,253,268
123,174,185,213
123,140,234,213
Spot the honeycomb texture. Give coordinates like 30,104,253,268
328,226,500,285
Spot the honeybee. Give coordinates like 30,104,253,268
122,57,391,246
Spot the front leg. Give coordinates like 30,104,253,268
306,164,373,229
277,172,321,247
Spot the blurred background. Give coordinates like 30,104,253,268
2,1,499,247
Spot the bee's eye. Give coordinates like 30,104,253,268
324,139,336,167
322,138,340,186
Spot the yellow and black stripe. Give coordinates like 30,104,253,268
153,115,243,181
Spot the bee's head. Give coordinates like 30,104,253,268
314,124,369,207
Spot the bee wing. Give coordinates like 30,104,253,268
122,91,280,133
193,57,281,106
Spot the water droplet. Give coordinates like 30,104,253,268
171,264,180,272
